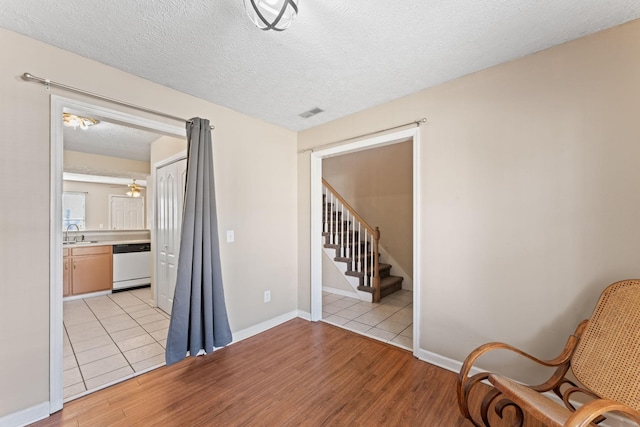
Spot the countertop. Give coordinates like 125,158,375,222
62,239,150,248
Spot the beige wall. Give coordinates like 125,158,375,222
0,28,297,418
150,135,187,167
322,252,354,294
64,150,151,230
299,19,640,381
62,180,148,230
64,150,150,176
323,140,413,276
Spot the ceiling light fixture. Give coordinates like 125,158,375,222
244,0,298,31
126,179,142,198
63,112,100,129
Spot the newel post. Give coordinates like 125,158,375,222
372,226,381,303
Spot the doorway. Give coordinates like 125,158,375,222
309,127,421,357
109,195,145,230
49,96,186,411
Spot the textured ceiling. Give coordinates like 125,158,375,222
1,1,640,131
63,120,161,162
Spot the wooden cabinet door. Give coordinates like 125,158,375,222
71,254,112,295
63,257,71,297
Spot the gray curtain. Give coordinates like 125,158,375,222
165,117,232,365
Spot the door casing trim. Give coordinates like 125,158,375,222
50,95,185,412
309,126,421,357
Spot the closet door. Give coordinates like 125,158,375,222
110,195,145,230
156,158,187,314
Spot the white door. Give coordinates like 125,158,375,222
156,158,187,314
110,195,145,230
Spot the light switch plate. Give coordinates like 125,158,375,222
226,230,234,243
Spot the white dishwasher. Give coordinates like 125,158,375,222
112,243,151,290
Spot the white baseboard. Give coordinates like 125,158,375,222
0,401,49,427
230,310,300,344
417,348,481,376
322,286,357,298
63,289,112,302
297,310,311,321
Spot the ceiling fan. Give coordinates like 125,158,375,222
126,179,142,198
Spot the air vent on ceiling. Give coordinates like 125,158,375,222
299,107,324,119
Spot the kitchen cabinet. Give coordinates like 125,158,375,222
64,245,113,296
63,248,70,297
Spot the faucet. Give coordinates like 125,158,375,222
64,224,80,242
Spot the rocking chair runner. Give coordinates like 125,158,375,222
457,279,640,426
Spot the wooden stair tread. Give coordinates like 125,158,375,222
345,264,392,278
358,275,403,295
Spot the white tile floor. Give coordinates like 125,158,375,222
321,289,413,350
63,287,169,400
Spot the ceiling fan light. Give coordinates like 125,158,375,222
63,112,100,129
126,179,142,197
244,0,298,31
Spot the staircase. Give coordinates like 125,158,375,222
322,179,403,303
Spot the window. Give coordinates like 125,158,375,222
62,191,86,230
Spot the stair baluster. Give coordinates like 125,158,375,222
357,222,362,273
323,188,327,234
340,202,345,257
351,211,355,260
363,228,368,287
330,193,335,245
372,226,381,302
322,178,387,303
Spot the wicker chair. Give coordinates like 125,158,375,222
457,279,640,426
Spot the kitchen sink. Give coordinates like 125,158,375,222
63,240,99,245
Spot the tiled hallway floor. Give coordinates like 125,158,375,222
63,287,169,400
321,289,413,350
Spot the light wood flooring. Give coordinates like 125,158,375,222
33,318,529,426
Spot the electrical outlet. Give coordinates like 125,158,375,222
264,290,271,303
226,230,234,243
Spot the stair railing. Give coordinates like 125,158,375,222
322,179,381,303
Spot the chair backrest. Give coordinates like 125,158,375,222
571,279,640,410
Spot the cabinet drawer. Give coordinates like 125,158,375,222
71,245,112,256
63,248,69,257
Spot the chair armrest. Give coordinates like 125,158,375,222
457,320,588,423
457,341,567,421
565,399,640,427
459,341,570,382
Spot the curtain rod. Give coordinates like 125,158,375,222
298,118,426,154
22,72,214,130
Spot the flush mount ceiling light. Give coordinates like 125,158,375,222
126,179,142,198
244,0,298,31
63,112,100,129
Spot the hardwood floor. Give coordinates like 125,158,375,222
32,319,520,426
